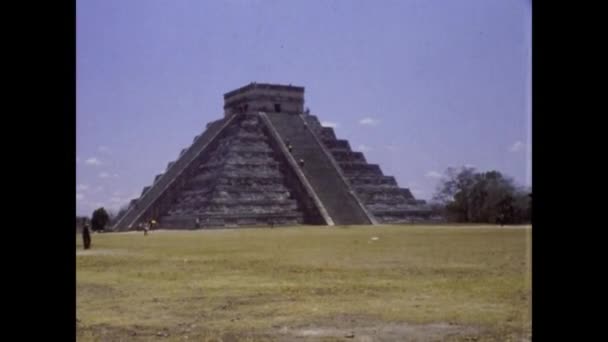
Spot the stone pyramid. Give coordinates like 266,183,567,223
113,83,431,230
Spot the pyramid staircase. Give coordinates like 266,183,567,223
264,112,375,225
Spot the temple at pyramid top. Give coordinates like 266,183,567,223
223,82,305,116
112,83,436,231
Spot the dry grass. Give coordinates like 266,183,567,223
76,225,531,341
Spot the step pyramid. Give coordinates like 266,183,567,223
112,83,431,230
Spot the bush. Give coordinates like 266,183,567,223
432,166,531,224
91,207,110,232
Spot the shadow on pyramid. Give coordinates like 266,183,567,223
113,83,433,231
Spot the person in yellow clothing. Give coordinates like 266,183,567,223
143,219,157,235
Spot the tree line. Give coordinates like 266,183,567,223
431,166,531,224
76,207,111,232
76,167,530,229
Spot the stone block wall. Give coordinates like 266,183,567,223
158,114,306,228
303,114,432,223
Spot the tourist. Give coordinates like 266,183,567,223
82,219,91,250
195,217,200,229
285,140,293,153
299,158,305,168
143,222,149,236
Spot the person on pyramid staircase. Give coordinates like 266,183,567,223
299,158,305,168
286,140,293,153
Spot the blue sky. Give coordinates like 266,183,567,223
76,0,531,216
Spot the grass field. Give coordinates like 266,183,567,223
76,225,531,341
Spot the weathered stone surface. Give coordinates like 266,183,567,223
265,111,373,225
157,114,306,228
304,114,432,223
113,83,432,230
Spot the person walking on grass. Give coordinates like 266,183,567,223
143,222,149,236
82,219,91,249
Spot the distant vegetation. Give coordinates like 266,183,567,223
91,207,110,232
84,166,531,229
432,166,531,224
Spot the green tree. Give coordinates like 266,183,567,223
433,167,530,224
497,194,515,225
512,190,532,223
91,207,110,232
432,166,477,221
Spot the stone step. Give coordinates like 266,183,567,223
164,210,303,219
167,207,302,217
159,215,303,229
359,194,412,204
175,195,299,206
198,162,282,172
178,196,295,204
190,172,286,183
364,198,418,206
221,145,274,153
339,163,383,174
367,205,431,213
354,186,408,194
181,187,291,197
347,176,398,187
320,127,337,140
331,151,366,163
322,139,351,150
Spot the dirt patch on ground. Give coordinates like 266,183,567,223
76,249,134,256
77,321,481,342
76,283,123,299
77,323,175,342
76,323,266,342
272,316,482,342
